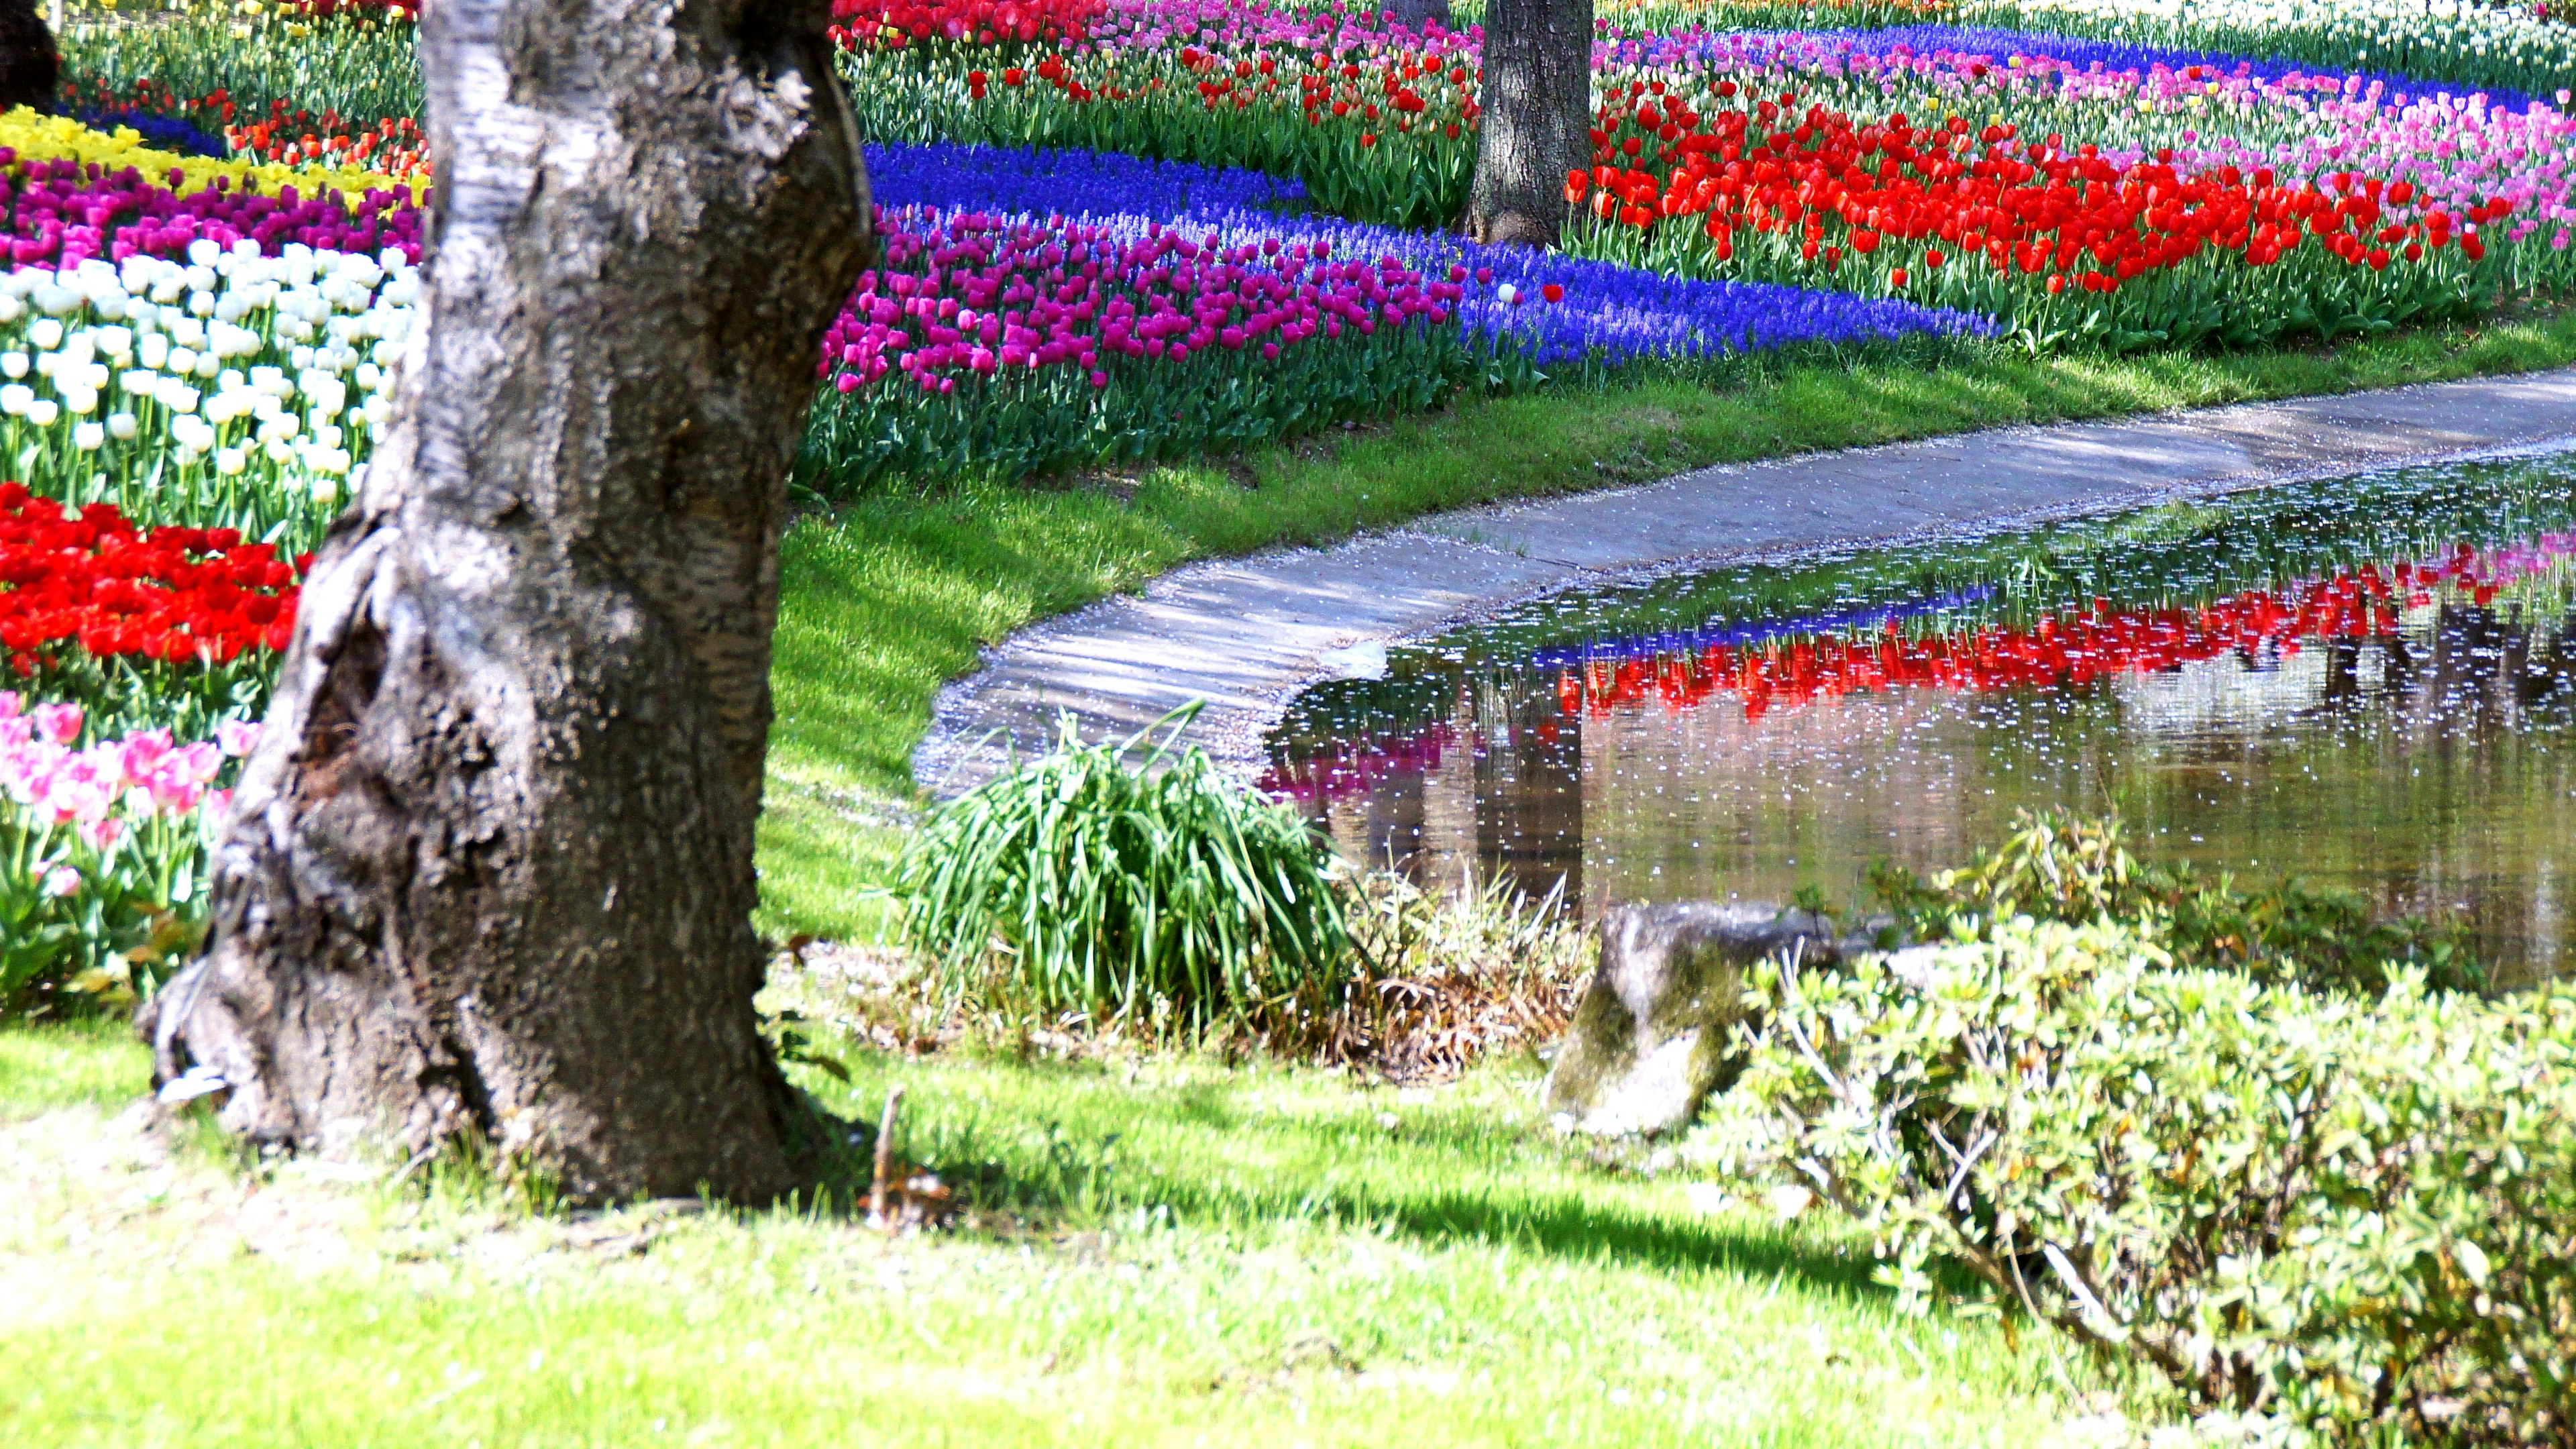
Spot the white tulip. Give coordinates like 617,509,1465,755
28,319,61,350
138,333,168,370
0,384,30,415
26,400,58,427
107,413,136,441
72,421,103,451
0,353,23,380
61,386,98,416
214,446,246,476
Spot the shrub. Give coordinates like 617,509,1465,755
1869,809,2479,994
893,714,1352,1038
1691,920,2576,1444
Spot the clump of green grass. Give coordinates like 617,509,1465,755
894,714,1350,1039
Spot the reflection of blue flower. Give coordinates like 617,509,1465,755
75,110,228,159
868,141,1997,372
1527,588,1997,670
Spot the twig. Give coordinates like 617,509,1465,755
869,1085,905,1226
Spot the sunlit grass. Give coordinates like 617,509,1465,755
0,1020,2109,1448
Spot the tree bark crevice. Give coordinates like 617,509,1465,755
1464,0,1593,248
142,0,871,1203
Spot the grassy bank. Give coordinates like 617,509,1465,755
0,1018,2103,1448
755,302,2576,940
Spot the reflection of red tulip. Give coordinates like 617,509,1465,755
1264,537,2576,804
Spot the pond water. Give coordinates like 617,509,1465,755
1262,456,2576,982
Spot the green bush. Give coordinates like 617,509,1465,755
1690,919,2576,1444
892,716,1352,1038
1869,809,2479,994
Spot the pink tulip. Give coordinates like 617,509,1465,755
32,703,82,745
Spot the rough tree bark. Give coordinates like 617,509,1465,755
1462,0,1592,246
138,0,871,1203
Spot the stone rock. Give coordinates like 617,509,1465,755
1542,902,1889,1137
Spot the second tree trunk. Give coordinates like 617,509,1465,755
1465,0,1593,247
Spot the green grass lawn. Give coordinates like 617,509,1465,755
7,309,2567,1448
0,1018,2111,1448
755,303,2576,941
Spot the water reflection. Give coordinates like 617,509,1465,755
1265,462,2576,981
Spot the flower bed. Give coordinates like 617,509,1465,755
841,0,2576,350
808,141,1990,486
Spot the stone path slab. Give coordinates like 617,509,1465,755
912,368,2576,796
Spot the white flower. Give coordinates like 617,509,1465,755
72,421,103,451
262,437,295,465
61,385,98,417
187,238,221,267
1495,283,1518,305
311,474,340,506
167,346,199,376
0,384,28,415
137,333,168,370
25,399,59,427
0,353,23,380
107,413,136,441
27,319,61,350
213,446,246,476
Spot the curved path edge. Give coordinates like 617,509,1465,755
914,368,2576,796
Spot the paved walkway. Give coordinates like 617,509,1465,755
913,368,2576,795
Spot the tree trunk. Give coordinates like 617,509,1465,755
1462,0,1592,247
1379,0,1451,36
0,0,60,115
138,0,871,1203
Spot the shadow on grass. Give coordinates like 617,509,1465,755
810,1051,1894,1304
